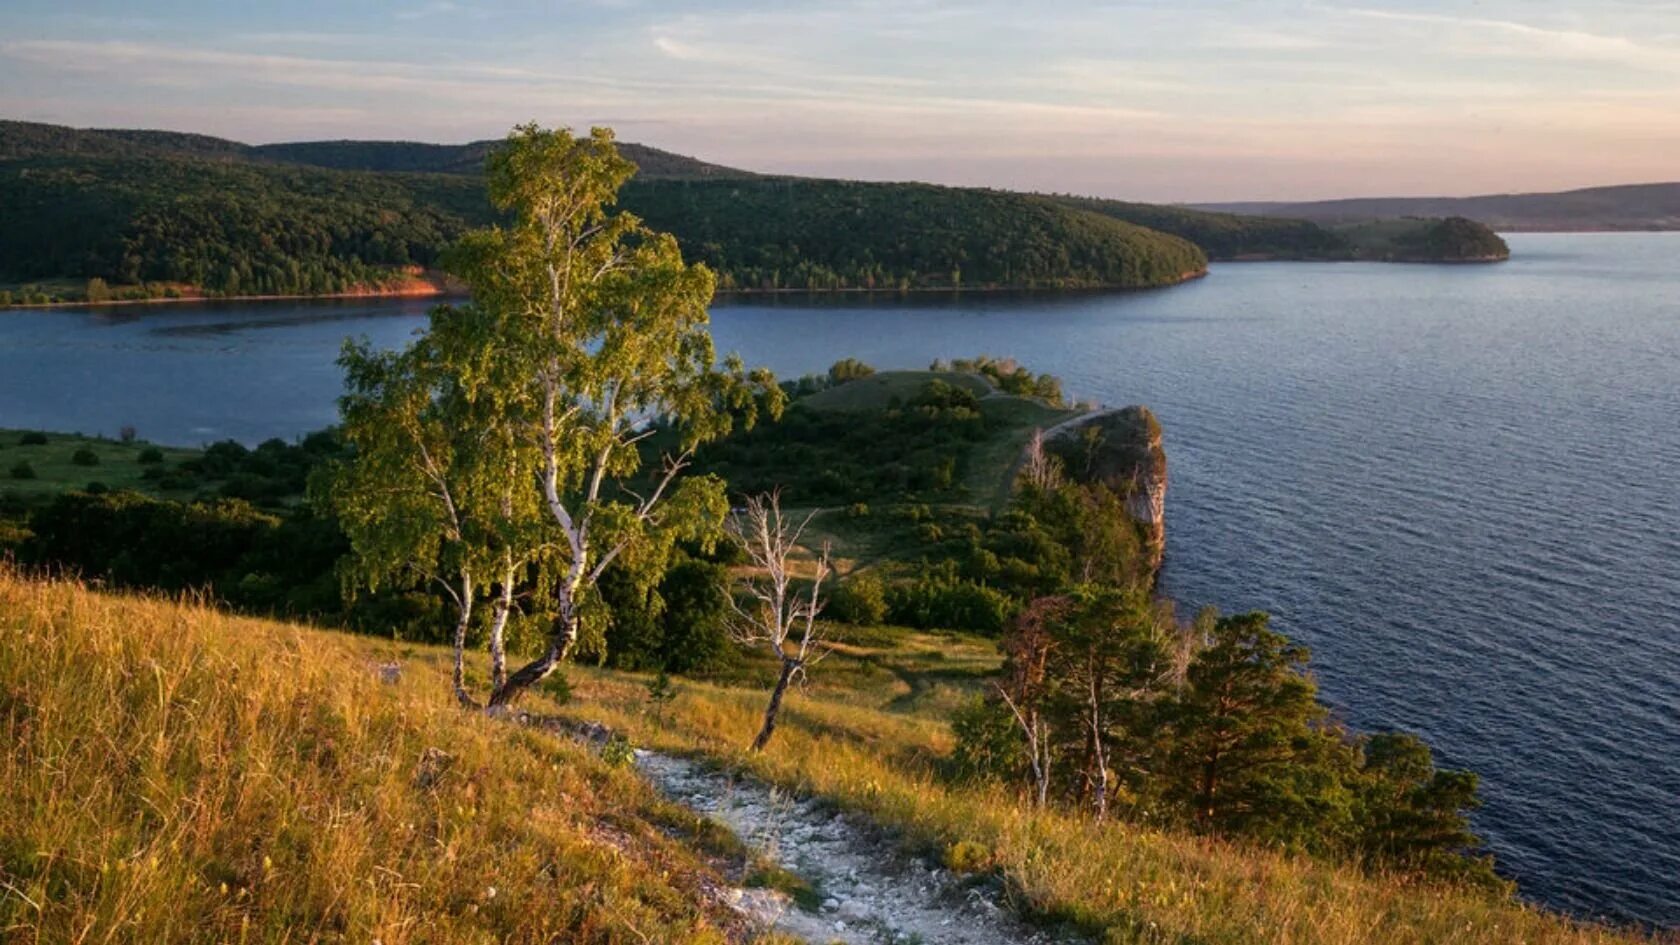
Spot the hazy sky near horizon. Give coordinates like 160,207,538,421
2,1,1677,201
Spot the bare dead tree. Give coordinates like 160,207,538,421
1020,427,1065,492
726,491,832,752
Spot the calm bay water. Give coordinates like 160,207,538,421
3,233,1678,926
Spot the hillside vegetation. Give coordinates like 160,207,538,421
0,573,1648,945
1058,196,1509,262
0,120,1205,302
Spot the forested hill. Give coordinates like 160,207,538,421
0,119,1207,301
1055,196,1510,262
624,180,1207,291
1198,182,1680,232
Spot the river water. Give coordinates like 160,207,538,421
3,233,1676,927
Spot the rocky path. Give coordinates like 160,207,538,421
634,750,1072,945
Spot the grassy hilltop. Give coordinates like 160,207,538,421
0,571,1647,944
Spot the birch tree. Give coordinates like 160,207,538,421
441,124,779,708
726,491,832,752
331,323,546,707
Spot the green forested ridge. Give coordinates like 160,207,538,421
1056,195,1509,262
1335,216,1511,261
0,120,1204,300
0,151,484,297
1054,196,1350,259
622,179,1207,290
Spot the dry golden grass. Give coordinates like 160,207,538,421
0,572,763,944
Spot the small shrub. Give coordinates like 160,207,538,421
828,572,889,625
84,482,110,495
539,672,573,705
644,671,678,722
71,447,100,467
18,432,47,446
846,502,870,519
601,734,635,768
827,357,876,384
137,447,165,465
943,840,994,874
9,461,36,480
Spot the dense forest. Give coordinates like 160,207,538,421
622,179,1206,290
0,120,1204,300
1054,196,1353,259
1057,195,1509,262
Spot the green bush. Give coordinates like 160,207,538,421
827,358,876,384
943,839,995,874
137,447,165,465
827,572,889,625
9,461,36,480
887,564,1013,634
18,432,47,446
71,447,100,467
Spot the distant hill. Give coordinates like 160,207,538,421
623,179,1207,290
1054,197,1507,262
1199,183,1680,232
0,120,1206,301
0,119,749,180
249,138,754,180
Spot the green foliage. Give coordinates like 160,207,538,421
9,462,36,480
827,572,889,625
622,178,1207,291
949,695,1023,782
601,555,733,673
687,380,1004,505
943,839,994,874
959,603,1495,885
1057,196,1352,260
136,447,165,465
941,356,1064,406
15,489,348,617
827,357,876,383
1382,217,1510,261
69,447,99,467
601,734,637,768
644,670,678,722
887,561,1013,634
18,432,47,446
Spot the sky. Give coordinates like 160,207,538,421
2,1,1678,201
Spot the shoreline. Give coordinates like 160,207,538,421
1,268,1210,312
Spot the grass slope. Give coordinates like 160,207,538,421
0,571,788,944
0,574,1645,944
0,430,200,502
